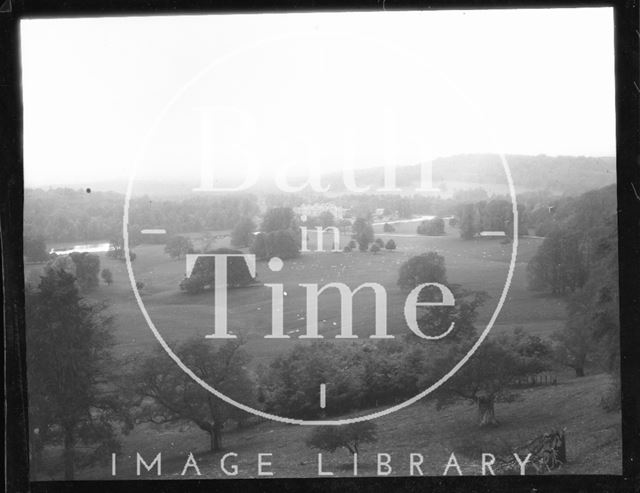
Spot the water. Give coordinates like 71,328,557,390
50,242,111,255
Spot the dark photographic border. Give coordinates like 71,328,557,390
2,1,638,492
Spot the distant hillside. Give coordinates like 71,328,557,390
322,154,616,196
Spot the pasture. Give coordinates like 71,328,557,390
70,223,563,368
30,221,622,479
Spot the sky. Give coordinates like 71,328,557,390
20,8,616,188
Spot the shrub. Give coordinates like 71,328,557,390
417,217,445,236
385,239,396,251
383,223,395,233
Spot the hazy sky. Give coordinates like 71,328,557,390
21,8,615,188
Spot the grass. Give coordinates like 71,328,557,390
29,223,621,479
72,372,620,479
56,223,561,364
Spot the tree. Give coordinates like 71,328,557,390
107,236,136,262
25,269,128,479
458,203,480,239
266,229,300,260
383,223,395,233
261,207,296,233
431,334,551,427
231,217,256,248
24,235,49,262
385,239,396,251
164,235,194,259
417,217,445,236
179,275,205,295
69,252,100,291
527,227,586,295
306,422,378,456
180,248,256,293
352,217,374,252
263,342,364,419
251,232,268,260
318,211,335,228
130,338,255,452
101,268,113,286
397,252,447,292
370,243,381,254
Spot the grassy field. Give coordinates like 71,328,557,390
30,222,621,478
57,222,564,365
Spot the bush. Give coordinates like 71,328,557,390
383,223,395,233
100,268,113,285
417,217,445,236
251,230,299,260
374,238,385,247
348,240,357,249
180,276,205,294
343,246,352,253
385,239,396,251
370,244,381,254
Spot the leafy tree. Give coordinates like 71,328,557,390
383,222,395,233
318,211,335,228
263,342,364,419
107,236,136,262
397,252,447,293
417,217,445,236
385,239,396,251
265,229,299,260
261,207,296,233
101,268,113,286
251,232,269,259
431,334,551,427
306,422,378,456
370,243,381,254
458,203,481,239
25,269,129,479
231,217,256,248
164,235,194,259
352,218,374,252
69,252,100,291
527,228,586,295
179,275,206,295
130,338,255,452
24,235,49,262
180,248,256,294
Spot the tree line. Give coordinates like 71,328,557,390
526,184,619,389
